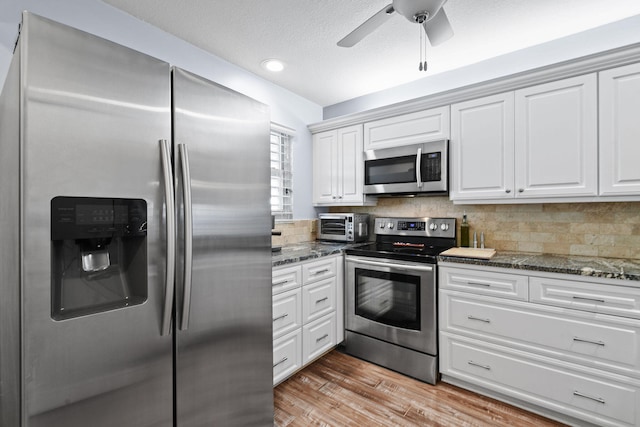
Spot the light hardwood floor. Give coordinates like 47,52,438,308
274,350,567,427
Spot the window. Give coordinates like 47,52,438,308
270,124,293,220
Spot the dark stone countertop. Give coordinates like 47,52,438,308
438,251,640,283
272,241,363,268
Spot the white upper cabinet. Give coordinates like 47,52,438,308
599,62,640,196
514,74,598,198
312,130,338,205
450,74,598,202
364,106,450,150
313,124,372,206
450,92,515,200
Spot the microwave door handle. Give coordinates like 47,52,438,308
416,147,423,188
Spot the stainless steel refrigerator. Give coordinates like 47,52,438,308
0,12,274,427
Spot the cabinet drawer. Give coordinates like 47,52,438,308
530,276,640,320
441,291,640,374
441,334,639,427
272,288,302,339
303,257,337,284
303,313,336,364
302,277,336,324
272,265,302,295
440,266,528,301
273,329,302,386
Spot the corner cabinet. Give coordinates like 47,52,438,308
439,263,640,427
312,125,373,206
599,62,640,196
272,254,344,386
450,74,598,202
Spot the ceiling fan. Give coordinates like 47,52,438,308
338,0,454,48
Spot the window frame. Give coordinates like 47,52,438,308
270,123,294,221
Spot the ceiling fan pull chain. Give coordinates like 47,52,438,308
423,29,428,72
418,25,423,71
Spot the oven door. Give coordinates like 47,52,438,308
318,214,348,241
345,255,437,355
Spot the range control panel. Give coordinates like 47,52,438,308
374,217,456,239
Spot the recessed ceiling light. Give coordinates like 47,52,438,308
261,59,285,72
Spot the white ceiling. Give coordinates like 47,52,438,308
102,0,640,107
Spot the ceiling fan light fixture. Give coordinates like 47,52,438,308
261,59,285,72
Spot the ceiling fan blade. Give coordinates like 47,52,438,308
337,4,395,47
423,7,454,46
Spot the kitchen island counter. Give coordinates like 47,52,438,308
438,251,640,282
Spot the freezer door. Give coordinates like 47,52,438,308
172,67,273,426
19,14,173,427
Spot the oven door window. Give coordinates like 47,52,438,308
354,268,420,330
320,218,346,235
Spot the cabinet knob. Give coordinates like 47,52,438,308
518,188,524,193
505,189,511,194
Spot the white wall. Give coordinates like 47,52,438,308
324,14,640,119
0,0,322,219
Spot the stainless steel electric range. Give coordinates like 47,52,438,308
344,216,456,384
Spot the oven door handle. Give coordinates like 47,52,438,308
347,257,433,272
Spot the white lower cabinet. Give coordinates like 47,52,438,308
441,334,639,427
440,263,640,426
303,313,336,364
273,329,302,386
272,254,342,386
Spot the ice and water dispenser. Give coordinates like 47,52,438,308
51,197,148,320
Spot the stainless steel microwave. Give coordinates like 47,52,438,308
317,213,369,243
363,140,448,196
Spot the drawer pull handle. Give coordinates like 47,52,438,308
467,281,491,287
273,279,290,287
572,296,605,303
467,360,491,370
273,313,289,322
312,268,330,276
315,297,329,304
467,315,491,323
573,337,605,346
273,357,288,368
316,334,329,343
573,390,605,404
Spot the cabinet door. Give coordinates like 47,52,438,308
312,130,338,204
599,63,640,195
514,74,598,198
337,125,364,204
364,106,450,150
450,93,515,200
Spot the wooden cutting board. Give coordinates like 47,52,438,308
439,247,496,259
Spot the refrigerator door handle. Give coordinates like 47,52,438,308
160,139,176,336
179,143,193,330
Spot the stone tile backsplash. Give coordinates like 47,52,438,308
340,197,640,260
272,220,317,246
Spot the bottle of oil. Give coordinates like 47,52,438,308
460,212,470,247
